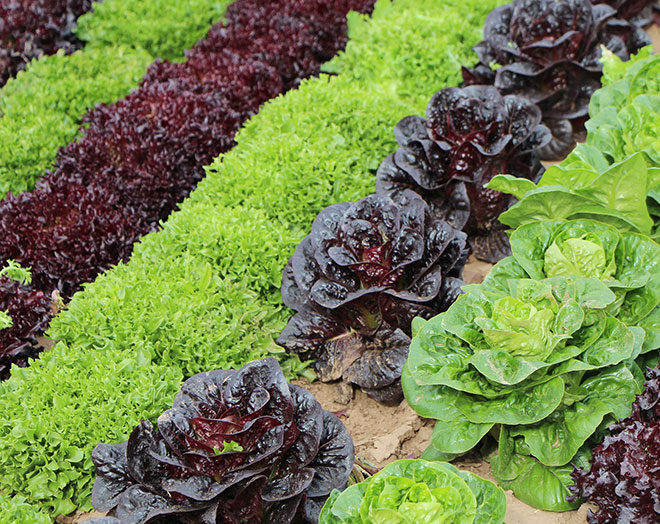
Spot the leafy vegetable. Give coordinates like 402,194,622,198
0,0,373,377
75,0,227,62
277,191,467,402
490,49,660,240
0,494,51,524
0,261,51,379
584,48,660,167
508,219,660,328
92,358,354,524
570,365,660,523
319,459,506,524
462,0,651,160
0,0,508,515
375,85,549,263
590,0,657,26
0,0,92,86
0,260,32,286
491,152,656,236
0,311,11,330
403,268,647,510
0,0,233,199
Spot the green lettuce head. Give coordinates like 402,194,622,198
319,459,505,524
403,270,645,511
505,220,660,349
543,231,614,280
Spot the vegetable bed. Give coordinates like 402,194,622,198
2,0,660,522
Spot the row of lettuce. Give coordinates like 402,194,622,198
0,0,654,385
0,0,375,379
0,0,506,518
401,48,660,521
2,0,660,521
0,0,228,198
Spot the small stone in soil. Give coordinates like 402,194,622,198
334,381,354,405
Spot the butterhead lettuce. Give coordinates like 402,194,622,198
403,220,660,510
319,459,505,524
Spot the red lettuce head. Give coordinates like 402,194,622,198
462,0,651,160
570,366,660,523
591,0,657,26
0,278,52,380
277,191,467,403
91,358,354,524
376,85,550,263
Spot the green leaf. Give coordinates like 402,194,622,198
491,428,584,512
498,156,653,234
486,174,537,199
0,260,32,285
429,415,493,455
213,440,244,455
479,257,530,295
0,310,12,331
575,154,653,234
512,365,640,466
578,317,635,369
319,485,365,524
455,376,565,425
498,186,591,228
420,444,461,463
545,276,615,310
453,469,507,524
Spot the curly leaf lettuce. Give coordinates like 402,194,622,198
319,459,505,524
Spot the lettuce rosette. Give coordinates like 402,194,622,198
498,219,660,355
402,264,649,511
319,459,506,524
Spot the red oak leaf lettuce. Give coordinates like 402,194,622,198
91,358,354,524
0,0,92,86
0,277,52,381
462,0,651,160
570,365,660,523
376,85,550,263
277,191,467,403
0,0,376,378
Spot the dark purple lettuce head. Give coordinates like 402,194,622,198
0,277,52,380
91,358,354,524
591,0,657,26
462,0,651,160
277,191,467,403
376,86,550,263
570,366,660,523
